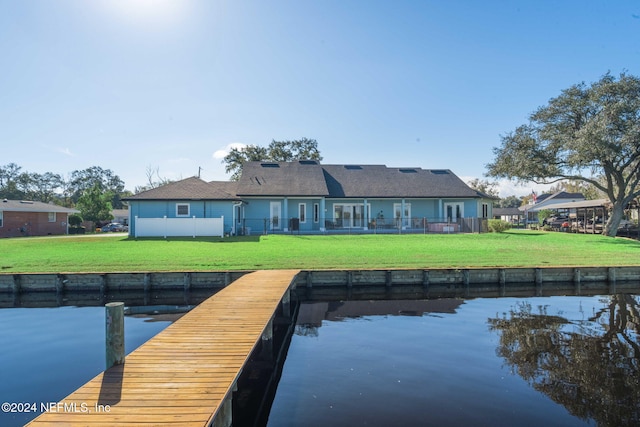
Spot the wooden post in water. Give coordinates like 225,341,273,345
281,289,291,317
106,302,125,369
261,318,274,362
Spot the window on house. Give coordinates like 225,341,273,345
299,203,306,223
0,211,3,227
176,203,190,217
482,203,489,218
313,203,319,223
48,212,56,223
393,203,411,228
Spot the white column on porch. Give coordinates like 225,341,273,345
283,198,289,231
320,198,326,231
363,199,368,230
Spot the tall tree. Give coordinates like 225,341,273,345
467,178,499,198
23,172,64,203
68,166,126,208
75,183,113,227
487,72,640,236
134,165,175,194
223,138,322,180
0,163,25,200
495,195,522,208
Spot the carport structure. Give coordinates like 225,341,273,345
527,198,640,236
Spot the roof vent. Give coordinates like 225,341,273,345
344,165,363,170
260,163,280,168
430,170,450,175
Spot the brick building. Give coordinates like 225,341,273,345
0,199,79,238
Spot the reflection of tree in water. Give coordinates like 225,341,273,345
295,324,319,337
488,294,640,427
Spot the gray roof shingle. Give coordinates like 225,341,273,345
236,161,330,196
125,162,486,200
237,161,483,198
0,199,79,213
320,164,481,198
124,177,239,201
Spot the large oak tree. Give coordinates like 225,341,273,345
223,138,322,181
487,73,640,236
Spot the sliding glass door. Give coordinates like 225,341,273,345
333,204,369,228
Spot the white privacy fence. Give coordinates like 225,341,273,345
134,216,224,238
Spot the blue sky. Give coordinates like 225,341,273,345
1,1,638,196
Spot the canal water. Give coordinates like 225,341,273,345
266,294,639,427
1,291,638,427
0,303,186,427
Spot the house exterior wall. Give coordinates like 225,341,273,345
0,211,69,238
241,198,324,233
128,201,234,236
126,197,494,236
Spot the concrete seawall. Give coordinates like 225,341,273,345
1,266,639,294
295,266,640,287
0,271,251,293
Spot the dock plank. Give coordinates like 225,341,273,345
27,269,299,427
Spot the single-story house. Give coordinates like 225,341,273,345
519,192,586,224
111,209,130,226
124,161,496,237
0,199,79,238
493,207,524,224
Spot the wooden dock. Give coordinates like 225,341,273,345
27,269,300,427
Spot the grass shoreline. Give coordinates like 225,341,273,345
1,230,640,274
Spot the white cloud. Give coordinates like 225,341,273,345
462,175,553,198
213,142,246,160
495,180,553,198
56,147,74,156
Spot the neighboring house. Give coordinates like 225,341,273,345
493,207,524,224
124,161,495,237
111,209,130,226
519,192,586,223
0,199,79,238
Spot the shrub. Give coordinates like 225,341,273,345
538,209,553,226
488,219,512,233
68,213,83,228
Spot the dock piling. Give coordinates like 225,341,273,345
105,302,125,370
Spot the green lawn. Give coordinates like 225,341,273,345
1,230,639,274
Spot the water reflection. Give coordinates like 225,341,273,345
488,294,640,427
295,299,463,337
267,291,640,427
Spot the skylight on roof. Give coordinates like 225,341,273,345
299,160,318,165
260,163,280,168
430,170,450,175
344,165,363,170
399,168,417,173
